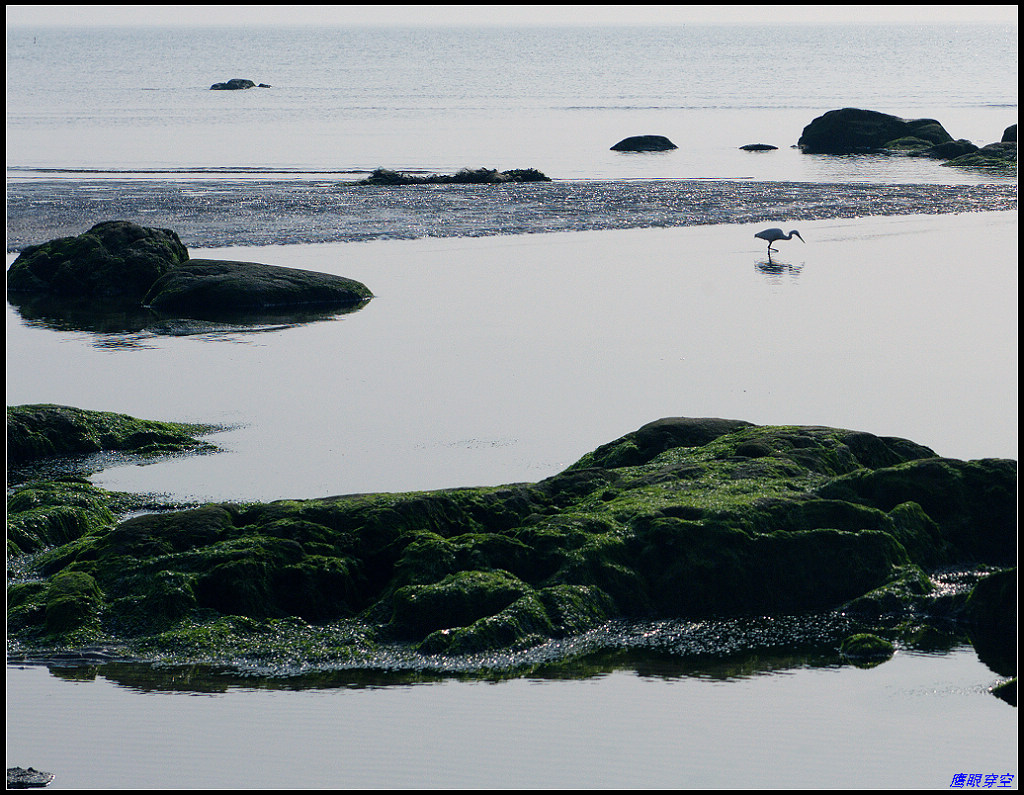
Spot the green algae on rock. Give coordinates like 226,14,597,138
840,632,895,664
7,404,220,473
6,220,189,301
6,417,1017,674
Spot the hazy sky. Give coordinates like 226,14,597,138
5,4,1020,27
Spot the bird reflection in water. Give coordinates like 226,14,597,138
755,260,804,282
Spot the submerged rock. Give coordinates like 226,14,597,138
6,416,1016,670
798,108,953,154
6,221,188,301
740,143,778,151
142,259,373,313
610,135,678,152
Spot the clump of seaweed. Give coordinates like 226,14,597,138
357,167,551,186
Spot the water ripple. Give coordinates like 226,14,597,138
6,178,1017,252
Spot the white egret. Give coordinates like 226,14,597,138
755,228,804,255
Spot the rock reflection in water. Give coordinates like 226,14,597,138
6,293,370,347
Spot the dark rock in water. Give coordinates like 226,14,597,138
357,167,551,185
798,108,953,154
142,259,373,314
6,222,375,321
911,138,979,159
7,767,55,789
1001,124,1017,142
610,135,678,152
945,140,1017,171
740,143,778,151
6,221,188,301
962,568,1016,678
210,78,257,90
991,678,1016,707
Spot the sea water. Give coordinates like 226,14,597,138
6,211,1019,502
5,23,1018,182
4,648,1017,789
5,22,1019,789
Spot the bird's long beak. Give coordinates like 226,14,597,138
795,232,805,243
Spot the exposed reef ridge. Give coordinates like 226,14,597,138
7,411,1016,679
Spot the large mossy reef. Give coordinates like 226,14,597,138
7,409,1016,682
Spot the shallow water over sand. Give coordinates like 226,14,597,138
6,211,1017,503
5,178,1016,251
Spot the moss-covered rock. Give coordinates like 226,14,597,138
841,564,934,618
6,415,1016,672
7,403,218,472
8,223,375,319
840,632,895,663
910,138,980,159
44,570,104,633
7,220,188,301
815,458,1016,564
142,259,373,315
6,478,119,557
944,141,1017,174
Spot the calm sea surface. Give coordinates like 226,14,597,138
5,23,1019,182
5,648,1017,789
5,23,1019,789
